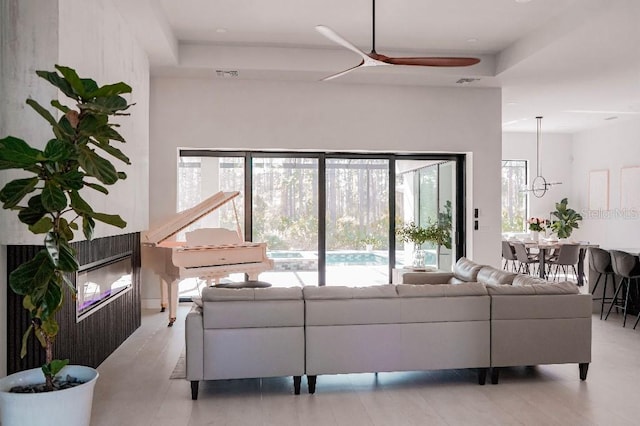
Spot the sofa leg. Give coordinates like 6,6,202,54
579,363,589,381
477,368,488,385
307,375,317,394
293,376,301,395
191,381,199,400
491,368,500,385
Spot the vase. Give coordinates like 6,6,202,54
531,231,539,242
412,247,426,268
0,365,99,426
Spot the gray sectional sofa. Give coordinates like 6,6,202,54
185,257,592,398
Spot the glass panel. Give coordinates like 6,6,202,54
502,160,528,233
395,160,456,271
325,158,389,286
176,156,245,297
252,157,319,287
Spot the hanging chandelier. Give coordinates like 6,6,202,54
525,116,562,198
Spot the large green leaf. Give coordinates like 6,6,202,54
43,139,73,162
79,95,132,114
56,170,84,191
41,181,68,211
87,82,132,98
78,146,118,184
9,250,54,296
69,190,93,214
36,70,77,100
29,216,54,234
58,217,74,241
0,136,44,169
50,100,71,114
84,182,109,194
26,99,58,128
58,241,78,272
78,114,108,134
48,359,69,378
20,324,34,359
81,78,99,97
41,280,63,320
91,212,127,228
55,65,86,98
82,215,95,240
44,231,59,267
18,195,47,225
89,139,131,164
0,177,38,209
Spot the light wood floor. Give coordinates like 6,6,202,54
91,304,640,426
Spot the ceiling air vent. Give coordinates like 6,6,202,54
216,70,238,78
456,78,480,85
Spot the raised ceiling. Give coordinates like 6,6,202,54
116,0,640,133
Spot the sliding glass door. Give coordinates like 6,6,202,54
325,158,389,286
176,151,464,288
252,156,319,286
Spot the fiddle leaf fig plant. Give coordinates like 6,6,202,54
550,197,583,239
0,65,133,390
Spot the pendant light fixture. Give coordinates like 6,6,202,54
527,116,562,198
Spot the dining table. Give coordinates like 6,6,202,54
510,240,599,286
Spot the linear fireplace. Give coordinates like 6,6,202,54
7,233,141,374
76,252,133,320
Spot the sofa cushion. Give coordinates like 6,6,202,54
303,285,397,300
202,286,302,301
512,275,549,286
453,257,483,282
401,272,454,284
477,267,517,285
397,282,487,297
486,280,579,295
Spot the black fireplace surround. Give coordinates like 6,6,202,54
5,233,141,374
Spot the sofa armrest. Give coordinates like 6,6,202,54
401,272,454,284
185,305,204,381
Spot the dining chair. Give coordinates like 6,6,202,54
588,247,617,320
512,242,539,275
501,241,518,272
605,250,640,327
547,244,580,282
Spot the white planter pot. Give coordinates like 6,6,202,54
0,365,99,426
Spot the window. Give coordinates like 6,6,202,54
177,151,465,290
501,160,527,233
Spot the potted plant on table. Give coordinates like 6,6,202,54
0,65,133,426
397,220,452,269
550,198,583,239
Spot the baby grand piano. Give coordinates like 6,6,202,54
142,191,273,326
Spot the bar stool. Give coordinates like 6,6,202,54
605,250,640,327
588,248,617,319
501,241,518,272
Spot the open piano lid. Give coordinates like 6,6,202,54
142,191,240,245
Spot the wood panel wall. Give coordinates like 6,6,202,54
6,233,141,374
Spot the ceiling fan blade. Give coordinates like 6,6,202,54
315,25,371,61
383,57,480,67
320,61,366,81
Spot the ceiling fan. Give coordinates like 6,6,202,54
316,0,481,81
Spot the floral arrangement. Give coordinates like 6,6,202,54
528,217,549,232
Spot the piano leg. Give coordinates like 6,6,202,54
160,277,168,313
167,278,179,327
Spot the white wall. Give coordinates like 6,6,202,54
0,0,150,378
503,132,574,222
146,77,502,301
571,118,640,248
